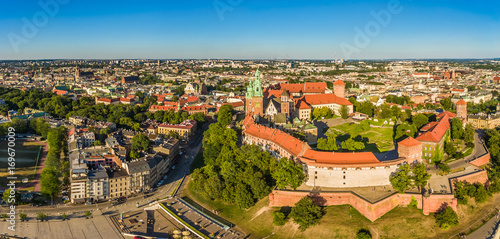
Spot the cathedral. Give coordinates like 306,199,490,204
245,70,353,122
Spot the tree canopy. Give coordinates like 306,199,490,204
272,158,305,189
290,196,323,231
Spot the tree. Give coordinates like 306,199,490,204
290,196,323,231
412,163,431,191
84,211,92,219
92,140,102,146
349,97,356,105
450,118,464,140
395,122,417,140
312,108,321,120
319,107,332,118
272,158,305,189
390,164,412,193
474,183,489,203
357,101,375,117
356,229,372,239
272,211,288,226
340,105,349,119
130,150,140,159
61,213,68,221
378,103,392,119
131,134,150,152
440,97,452,111
19,213,27,221
412,114,429,129
444,141,456,157
234,183,254,209
341,138,365,151
2,188,21,205
435,206,459,230
41,167,61,201
217,104,234,127
37,213,47,222
463,123,474,143
317,136,338,151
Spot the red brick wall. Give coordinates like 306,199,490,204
269,190,457,221
469,153,490,167
451,170,489,187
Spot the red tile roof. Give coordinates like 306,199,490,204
333,79,345,85
299,93,352,106
398,137,421,148
456,99,467,105
53,89,68,95
301,150,379,165
416,115,450,142
437,111,456,118
297,100,311,109
187,96,199,102
280,82,327,94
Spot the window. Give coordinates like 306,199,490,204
343,175,346,179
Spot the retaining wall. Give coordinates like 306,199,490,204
269,190,456,221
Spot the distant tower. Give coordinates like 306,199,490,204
333,80,346,98
281,89,290,116
245,70,264,117
456,99,467,121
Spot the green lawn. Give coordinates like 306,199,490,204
327,123,394,153
0,141,43,189
182,179,465,239
190,149,205,173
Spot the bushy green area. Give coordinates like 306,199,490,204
0,87,206,132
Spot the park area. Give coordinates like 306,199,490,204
0,140,46,192
325,121,394,153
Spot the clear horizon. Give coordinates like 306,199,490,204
1,0,499,60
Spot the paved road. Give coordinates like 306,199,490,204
469,213,500,239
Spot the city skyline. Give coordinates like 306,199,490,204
1,0,499,60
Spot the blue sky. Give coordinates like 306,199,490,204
0,0,498,60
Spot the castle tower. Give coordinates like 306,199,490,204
456,99,467,122
397,137,422,163
281,89,290,116
333,79,346,98
245,70,264,116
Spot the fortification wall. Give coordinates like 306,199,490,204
269,190,457,221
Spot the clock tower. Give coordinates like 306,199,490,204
245,70,264,117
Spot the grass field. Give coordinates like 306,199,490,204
327,123,394,153
0,141,43,190
182,179,474,239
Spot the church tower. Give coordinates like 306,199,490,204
456,99,467,122
333,79,346,98
281,89,290,116
245,70,264,116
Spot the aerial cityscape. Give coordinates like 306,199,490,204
1,1,500,239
